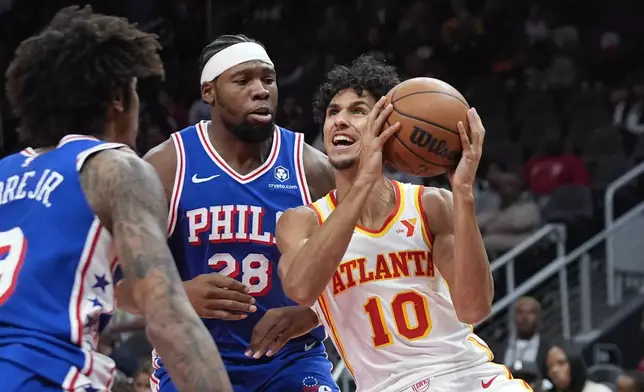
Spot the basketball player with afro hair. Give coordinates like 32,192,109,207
1,6,231,392
115,34,340,392
312,54,402,132
277,55,533,392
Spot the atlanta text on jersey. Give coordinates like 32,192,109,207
0,169,64,208
186,204,282,245
332,250,435,296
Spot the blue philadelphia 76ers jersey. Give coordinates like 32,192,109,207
0,135,123,390
164,121,326,360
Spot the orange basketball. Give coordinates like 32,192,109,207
382,77,470,177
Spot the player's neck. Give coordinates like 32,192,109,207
206,120,272,174
336,174,396,230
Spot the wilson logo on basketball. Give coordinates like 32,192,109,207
409,126,460,161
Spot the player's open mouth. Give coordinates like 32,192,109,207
248,107,273,124
332,134,356,148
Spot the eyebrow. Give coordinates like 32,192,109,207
327,100,371,111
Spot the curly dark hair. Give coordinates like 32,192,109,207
5,5,164,146
199,34,263,75
312,54,400,124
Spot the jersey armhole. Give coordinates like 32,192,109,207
75,143,126,172
308,202,325,225
167,133,187,237
293,133,312,204
415,185,435,248
310,301,323,327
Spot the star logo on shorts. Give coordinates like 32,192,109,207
302,376,319,392
302,376,333,392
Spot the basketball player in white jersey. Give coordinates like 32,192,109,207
276,55,533,392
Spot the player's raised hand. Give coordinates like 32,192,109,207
246,306,319,359
184,273,257,320
356,96,401,184
449,108,485,190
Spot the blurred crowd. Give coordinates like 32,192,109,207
491,297,644,392
1,0,644,391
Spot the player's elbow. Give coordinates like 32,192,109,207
278,257,317,306
282,279,317,307
455,303,491,325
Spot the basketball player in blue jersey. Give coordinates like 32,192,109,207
0,6,232,392
114,34,339,392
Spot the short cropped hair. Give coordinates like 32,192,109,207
313,54,401,124
199,34,263,74
5,5,164,146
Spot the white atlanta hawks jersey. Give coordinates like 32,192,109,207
309,181,494,392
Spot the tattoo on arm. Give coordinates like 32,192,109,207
81,149,232,392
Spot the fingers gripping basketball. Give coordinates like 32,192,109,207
382,77,471,177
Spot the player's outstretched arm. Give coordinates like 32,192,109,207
277,97,400,306
276,188,370,306
81,149,232,392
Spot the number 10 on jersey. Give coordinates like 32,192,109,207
208,253,272,296
364,290,433,348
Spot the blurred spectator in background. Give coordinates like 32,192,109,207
523,139,591,204
279,95,308,132
542,343,612,392
384,164,423,184
188,98,210,125
133,360,153,392
478,172,541,257
106,309,149,377
616,371,644,392
524,5,550,45
613,78,644,136
97,331,114,358
474,161,503,215
111,370,133,392
494,297,550,376
441,8,484,50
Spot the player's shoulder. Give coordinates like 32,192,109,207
417,185,453,229
82,147,149,182
80,147,152,200
144,136,176,162
142,133,182,197
388,180,450,203
81,148,164,228
420,185,452,202
0,151,25,166
278,205,321,228
301,144,335,200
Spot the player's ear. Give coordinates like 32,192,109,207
201,81,215,106
107,88,127,121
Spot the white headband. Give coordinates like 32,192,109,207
200,42,274,85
